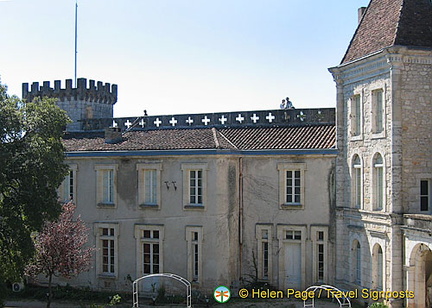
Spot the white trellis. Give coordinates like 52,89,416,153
132,273,191,308
303,285,351,308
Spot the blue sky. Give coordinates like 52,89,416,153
0,0,369,117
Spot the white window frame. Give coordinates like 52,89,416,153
350,94,363,139
134,224,164,277
95,165,118,208
420,179,431,212
186,226,203,284
372,153,385,211
278,163,306,209
311,226,328,283
59,164,77,203
181,163,208,209
137,163,162,209
94,223,119,278
256,224,273,281
372,89,385,136
352,155,363,209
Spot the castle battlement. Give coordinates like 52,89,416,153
22,78,118,105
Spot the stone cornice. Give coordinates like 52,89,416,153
329,52,390,86
329,46,432,86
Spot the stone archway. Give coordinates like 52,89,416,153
407,243,432,307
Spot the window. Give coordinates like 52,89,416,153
256,225,272,280
352,240,361,285
192,233,199,280
372,89,384,134
135,225,164,276
420,180,431,212
102,228,115,274
262,232,269,279
286,171,301,204
103,170,114,203
181,163,208,209
59,165,77,203
278,163,306,209
286,230,302,240
312,226,328,283
352,155,362,209
95,223,119,277
372,244,384,291
137,163,162,208
190,170,202,204
186,226,203,283
143,230,160,274
145,170,157,203
351,94,362,136
373,154,384,211
95,165,117,207
317,237,324,280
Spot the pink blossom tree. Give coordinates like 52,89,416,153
26,201,94,308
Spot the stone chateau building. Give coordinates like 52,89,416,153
21,0,432,307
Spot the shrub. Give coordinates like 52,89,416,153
369,303,389,308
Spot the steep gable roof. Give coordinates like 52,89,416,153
342,0,432,64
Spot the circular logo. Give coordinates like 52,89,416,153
214,285,231,303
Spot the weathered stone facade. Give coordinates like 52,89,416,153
330,46,432,308
50,122,337,295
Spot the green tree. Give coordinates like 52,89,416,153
0,81,70,285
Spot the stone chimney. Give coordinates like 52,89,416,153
104,127,123,144
358,7,367,24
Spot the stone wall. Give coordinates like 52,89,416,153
399,51,432,214
22,78,117,131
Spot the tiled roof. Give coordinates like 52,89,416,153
63,124,336,152
63,128,237,151
342,0,432,64
219,125,336,150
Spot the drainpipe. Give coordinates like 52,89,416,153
239,157,244,280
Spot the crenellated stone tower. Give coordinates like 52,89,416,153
22,78,118,131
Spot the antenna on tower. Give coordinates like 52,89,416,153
74,0,78,87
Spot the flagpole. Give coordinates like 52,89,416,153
74,0,78,87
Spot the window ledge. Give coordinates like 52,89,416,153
139,203,160,210
371,131,386,139
184,204,205,210
350,135,363,141
281,203,304,210
98,274,116,279
97,202,116,208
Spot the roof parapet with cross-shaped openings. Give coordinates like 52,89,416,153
80,108,335,132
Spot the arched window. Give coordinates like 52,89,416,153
376,245,383,290
352,240,361,285
373,153,384,210
356,242,361,284
352,155,362,208
372,244,384,290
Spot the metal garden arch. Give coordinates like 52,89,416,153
132,273,191,308
303,285,351,308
